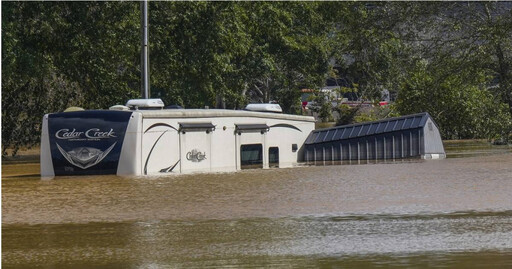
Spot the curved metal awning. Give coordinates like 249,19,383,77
235,124,269,134
179,122,215,133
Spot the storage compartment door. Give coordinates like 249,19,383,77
179,130,212,173
142,120,180,175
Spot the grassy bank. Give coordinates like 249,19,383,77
2,147,40,164
2,147,40,178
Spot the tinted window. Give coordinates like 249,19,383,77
241,144,263,169
292,144,298,152
269,147,279,168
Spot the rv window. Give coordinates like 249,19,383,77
269,147,279,168
241,144,263,169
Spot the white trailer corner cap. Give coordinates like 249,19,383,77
126,98,164,109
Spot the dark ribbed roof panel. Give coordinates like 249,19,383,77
325,129,336,141
411,117,422,128
315,131,328,143
396,119,406,130
304,112,432,145
334,128,345,140
341,127,352,139
385,120,397,132
376,122,387,133
368,123,378,135
305,132,318,144
361,124,371,136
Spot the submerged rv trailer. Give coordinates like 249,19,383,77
40,99,315,176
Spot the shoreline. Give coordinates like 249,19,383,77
1,163,40,178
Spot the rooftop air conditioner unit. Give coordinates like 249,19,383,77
125,98,164,109
245,103,283,113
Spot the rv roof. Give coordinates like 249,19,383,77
137,109,315,122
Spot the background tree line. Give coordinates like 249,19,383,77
2,1,511,155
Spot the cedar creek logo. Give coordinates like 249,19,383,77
55,128,116,140
186,149,207,162
54,128,117,169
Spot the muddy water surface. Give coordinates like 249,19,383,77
2,142,512,268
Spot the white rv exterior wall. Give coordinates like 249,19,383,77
117,113,143,176
136,109,315,175
140,118,180,175
210,123,237,172
267,125,303,168
179,130,212,173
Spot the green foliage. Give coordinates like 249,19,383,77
334,104,399,126
2,2,141,155
149,2,330,112
308,91,333,123
2,2,512,154
396,58,511,140
354,105,400,123
327,2,411,101
150,2,249,108
334,104,357,126
328,2,512,140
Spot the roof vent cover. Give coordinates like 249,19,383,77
245,103,282,113
125,99,164,109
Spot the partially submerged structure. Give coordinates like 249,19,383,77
40,100,315,176
40,100,445,177
304,112,445,163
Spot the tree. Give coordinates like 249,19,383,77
150,2,253,109
326,2,511,140
242,2,331,113
390,2,512,139
2,2,141,155
3,1,512,154
150,2,332,113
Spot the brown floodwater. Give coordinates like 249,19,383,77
2,142,512,268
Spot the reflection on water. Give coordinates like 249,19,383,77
3,213,512,268
2,143,512,268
